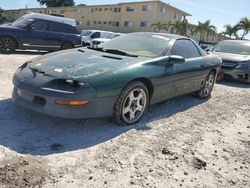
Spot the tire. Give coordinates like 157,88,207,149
113,81,149,126
61,42,73,50
197,71,216,99
0,36,17,54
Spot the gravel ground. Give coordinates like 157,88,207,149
0,51,249,188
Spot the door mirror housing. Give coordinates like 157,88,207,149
168,55,185,64
205,48,211,53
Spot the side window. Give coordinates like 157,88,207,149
30,20,47,31
101,32,112,38
170,39,201,59
48,22,64,33
91,32,101,39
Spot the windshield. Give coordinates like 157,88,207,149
11,17,34,28
81,30,92,36
99,34,171,58
213,41,250,55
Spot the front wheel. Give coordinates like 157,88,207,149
197,71,216,99
113,81,149,126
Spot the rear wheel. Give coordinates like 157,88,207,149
0,37,17,54
61,42,73,50
197,71,216,99
113,81,149,126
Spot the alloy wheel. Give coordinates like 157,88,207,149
204,74,214,97
122,88,147,124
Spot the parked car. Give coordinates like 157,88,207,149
92,33,124,47
80,30,114,46
211,40,250,83
12,32,221,125
0,13,82,53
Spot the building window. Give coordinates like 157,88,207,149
140,21,150,27
175,12,182,19
114,7,121,13
103,21,107,24
98,21,102,24
142,5,152,11
99,8,102,11
104,8,108,11
124,21,133,27
87,21,94,25
126,6,134,12
76,21,82,25
160,7,166,14
88,8,94,13
109,7,113,11
112,21,120,27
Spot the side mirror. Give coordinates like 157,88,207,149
205,48,211,53
168,55,185,64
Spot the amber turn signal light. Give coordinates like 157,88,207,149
55,99,89,106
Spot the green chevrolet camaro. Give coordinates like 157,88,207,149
12,32,222,125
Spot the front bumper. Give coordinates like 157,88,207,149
12,87,117,119
221,67,250,83
12,66,117,119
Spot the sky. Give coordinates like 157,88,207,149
0,0,249,38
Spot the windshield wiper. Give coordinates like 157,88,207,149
87,46,138,57
104,48,138,57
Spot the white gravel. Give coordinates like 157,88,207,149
0,51,249,188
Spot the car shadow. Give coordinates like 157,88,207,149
0,95,207,156
217,80,250,88
13,50,48,55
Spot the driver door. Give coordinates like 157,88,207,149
22,19,48,49
154,39,207,101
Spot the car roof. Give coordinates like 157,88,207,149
130,32,189,40
22,13,76,26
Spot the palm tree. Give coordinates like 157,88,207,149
221,24,240,39
195,20,216,42
239,17,250,39
169,19,189,36
0,7,6,24
151,21,169,32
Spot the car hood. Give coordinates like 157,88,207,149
28,48,149,81
213,52,250,63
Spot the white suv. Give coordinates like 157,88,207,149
80,30,114,46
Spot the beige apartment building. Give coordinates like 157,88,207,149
4,1,191,33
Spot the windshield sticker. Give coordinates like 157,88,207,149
152,35,170,41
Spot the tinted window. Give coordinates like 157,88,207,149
91,32,101,38
31,20,47,31
48,22,78,34
170,39,201,58
48,22,63,32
